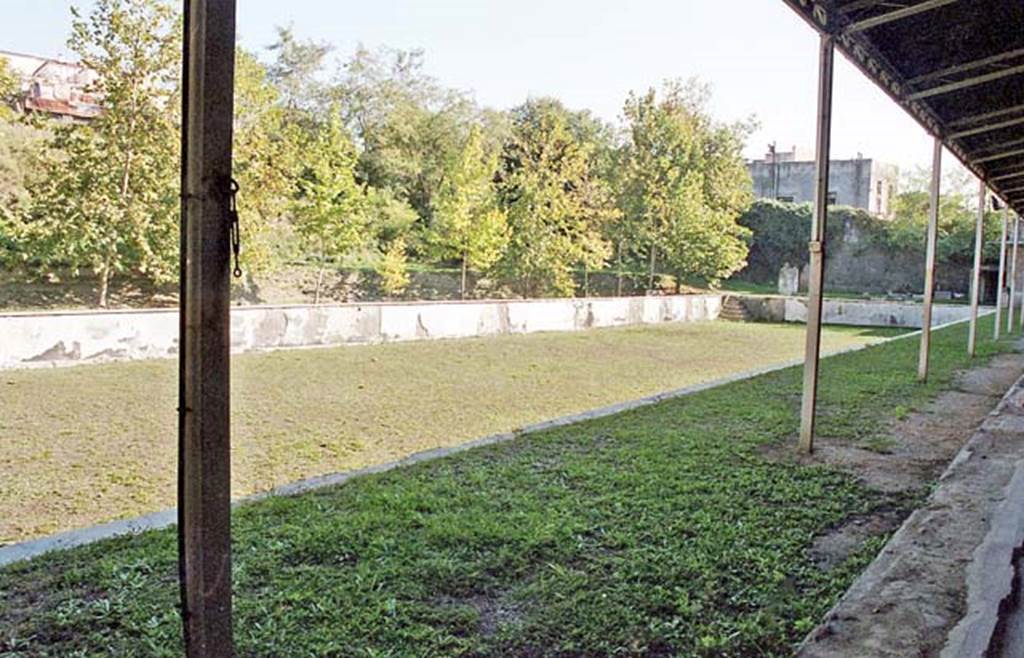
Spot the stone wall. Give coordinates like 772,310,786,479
0,294,984,370
730,294,978,328
0,295,722,369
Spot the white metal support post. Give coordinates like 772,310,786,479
1013,215,1021,332
996,207,1008,339
918,138,942,381
968,180,985,356
799,33,834,453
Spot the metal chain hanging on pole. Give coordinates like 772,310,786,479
228,179,242,279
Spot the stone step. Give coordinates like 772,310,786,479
719,297,752,322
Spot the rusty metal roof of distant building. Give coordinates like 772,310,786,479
781,0,1024,213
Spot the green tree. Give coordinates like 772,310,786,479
266,25,332,114
376,236,410,298
333,46,481,231
0,121,48,267
292,113,367,303
0,56,20,118
431,124,508,297
233,47,305,275
619,80,751,289
365,186,418,247
497,98,618,297
885,168,1002,263
23,0,179,307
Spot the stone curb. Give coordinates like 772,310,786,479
0,316,975,568
941,379,1024,658
793,331,1023,658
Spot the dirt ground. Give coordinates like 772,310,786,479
771,351,1024,657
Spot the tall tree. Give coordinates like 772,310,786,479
23,0,179,307
886,168,1002,263
0,54,45,255
333,46,479,229
0,57,19,117
497,98,618,297
431,124,508,297
619,80,751,289
292,113,367,303
266,25,332,114
233,47,305,275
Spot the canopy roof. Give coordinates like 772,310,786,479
782,0,1024,213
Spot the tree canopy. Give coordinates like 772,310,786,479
619,81,752,289
1,3,782,305
497,98,618,297
18,0,179,306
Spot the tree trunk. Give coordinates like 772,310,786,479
583,263,589,298
98,252,112,308
616,241,624,297
648,245,657,291
315,263,325,305
460,252,468,300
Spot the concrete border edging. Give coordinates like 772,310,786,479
795,334,1024,658
940,380,1024,658
0,315,978,568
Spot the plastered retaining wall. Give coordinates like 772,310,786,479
0,294,982,370
0,295,721,369
731,294,978,329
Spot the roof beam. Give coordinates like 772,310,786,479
950,116,1024,140
841,0,891,13
992,171,1024,183
973,137,1024,157
907,63,1024,101
975,148,1024,165
949,103,1024,129
845,0,960,33
907,48,1024,86
1000,186,1024,196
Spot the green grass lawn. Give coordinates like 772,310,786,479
0,321,897,545
0,316,1013,657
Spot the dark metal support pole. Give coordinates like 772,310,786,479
968,180,985,356
179,0,237,655
177,0,191,649
918,137,942,381
996,207,1008,339
799,33,834,453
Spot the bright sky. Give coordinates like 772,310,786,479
2,0,967,176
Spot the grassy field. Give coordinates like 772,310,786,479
0,316,1011,656
0,321,899,545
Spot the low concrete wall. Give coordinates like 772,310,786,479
786,298,977,328
0,294,983,370
0,295,722,369
732,295,978,329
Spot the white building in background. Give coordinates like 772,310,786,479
1,49,101,122
747,145,899,218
